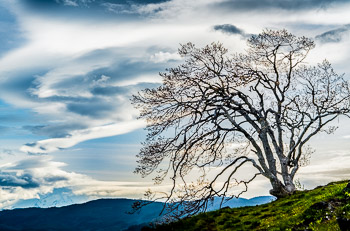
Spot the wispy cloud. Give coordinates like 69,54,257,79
315,24,350,43
212,0,350,12
1,0,350,205
20,120,145,154
0,14,170,154
297,153,350,188
22,0,172,20
150,51,182,63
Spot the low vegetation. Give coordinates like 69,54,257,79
146,180,350,230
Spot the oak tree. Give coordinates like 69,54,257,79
132,29,350,217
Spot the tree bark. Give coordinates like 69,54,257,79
269,178,296,198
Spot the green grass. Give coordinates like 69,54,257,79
147,180,350,230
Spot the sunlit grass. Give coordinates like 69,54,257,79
148,180,350,230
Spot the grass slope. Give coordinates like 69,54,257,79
149,180,350,231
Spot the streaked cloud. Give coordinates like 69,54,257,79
0,0,350,207
297,153,350,188
212,0,350,12
22,0,172,20
0,3,24,56
20,120,145,154
315,24,350,43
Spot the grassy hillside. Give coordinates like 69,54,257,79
149,180,350,231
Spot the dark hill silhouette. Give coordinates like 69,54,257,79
0,196,274,231
0,199,164,231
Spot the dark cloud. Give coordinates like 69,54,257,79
212,24,255,39
23,124,87,138
0,171,69,189
66,100,114,118
107,0,170,4
37,59,164,118
1,69,48,102
22,0,171,20
91,86,129,96
0,3,25,57
213,24,244,35
315,24,350,43
212,0,350,12
62,81,159,117
24,142,37,147
0,158,71,189
24,0,169,7
0,172,39,188
44,176,69,182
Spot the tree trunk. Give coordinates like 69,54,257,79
269,178,296,198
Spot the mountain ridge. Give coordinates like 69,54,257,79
0,196,273,231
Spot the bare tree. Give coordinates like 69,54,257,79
132,29,350,217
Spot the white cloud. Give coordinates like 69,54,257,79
150,51,182,63
0,152,172,209
0,0,350,204
90,75,110,87
296,153,350,188
0,154,86,208
20,120,145,154
60,0,79,7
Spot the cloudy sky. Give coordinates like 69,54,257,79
1,0,350,208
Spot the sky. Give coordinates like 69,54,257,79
1,0,350,209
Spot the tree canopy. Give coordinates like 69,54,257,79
132,29,350,218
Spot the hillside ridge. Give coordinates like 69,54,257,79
149,180,350,230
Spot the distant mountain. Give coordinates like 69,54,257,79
11,188,89,209
0,198,164,231
0,196,274,231
208,196,275,211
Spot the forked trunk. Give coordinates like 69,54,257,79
269,178,296,198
